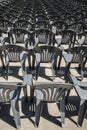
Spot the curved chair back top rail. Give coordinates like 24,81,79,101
32,82,73,102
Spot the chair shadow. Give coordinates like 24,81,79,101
56,66,67,81
0,103,16,128
57,96,80,125
21,97,35,125
76,66,87,79
9,66,23,80
39,66,53,81
0,65,23,80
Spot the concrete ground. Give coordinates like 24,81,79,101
0,47,87,130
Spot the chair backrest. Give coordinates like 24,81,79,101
32,82,73,102
65,46,86,64
4,44,26,62
58,29,76,48
0,82,22,102
14,20,33,31
34,28,52,45
9,28,30,44
35,20,51,30
34,45,62,63
52,20,68,34
0,18,13,32
68,21,84,34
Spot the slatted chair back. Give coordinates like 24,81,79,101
0,82,22,102
9,28,30,45
34,28,52,45
0,18,13,32
33,82,73,102
57,29,76,48
34,45,62,63
4,44,26,62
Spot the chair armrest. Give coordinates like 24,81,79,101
0,37,8,45
69,74,87,100
76,39,84,46
63,53,73,63
35,53,41,63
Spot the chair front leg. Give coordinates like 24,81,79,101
35,53,41,80
11,90,21,129
35,99,43,128
77,99,86,127
20,52,27,77
60,94,65,127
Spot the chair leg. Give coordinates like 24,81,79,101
35,62,40,80
11,90,21,129
52,68,55,80
1,57,5,68
77,99,86,127
35,99,43,128
60,94,65,127
65,90,71,104
23,86,28,102
30,87,34,102
20,52,27,77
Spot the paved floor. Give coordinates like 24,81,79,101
0,50,87,130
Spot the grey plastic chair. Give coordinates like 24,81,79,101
2,44,27,80
0,79,26,129
34,45,62,80
70,74,87,127
31,82,73,127
56,29,76,49
63,46,87,80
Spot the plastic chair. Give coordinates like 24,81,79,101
52,20,68,46
34,28,52,46
0,79,26,129
70,74,87,127
63,46,87,80
56,29,76,49
3,44,27,79
31,82,73,127
34,45,62,80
